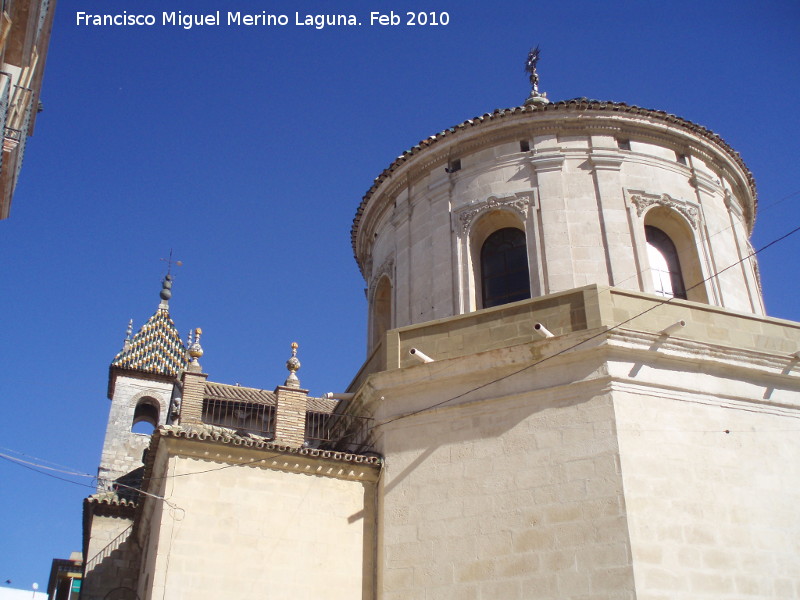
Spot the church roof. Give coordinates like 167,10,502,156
204,381,276,404
110,306,186,377
351,99,757,270
203,380,339,413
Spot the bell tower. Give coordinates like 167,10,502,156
96,275,186,493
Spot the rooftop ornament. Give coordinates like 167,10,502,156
188,327,204,367
123,319,133,350
285,342,301,387
158,249,182,310
158,274,173,309
524,45,549,106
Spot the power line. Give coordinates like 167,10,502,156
0,453,96,490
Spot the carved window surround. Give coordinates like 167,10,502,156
451,193,533,236
627,190,700,229
451,192,537,314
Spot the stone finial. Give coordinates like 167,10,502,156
123,319,133,350
188,327,204,369
284,342,301,387
524,45,549,106
159,274,173,309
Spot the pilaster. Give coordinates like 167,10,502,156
274,385,310,447
179,365,208,425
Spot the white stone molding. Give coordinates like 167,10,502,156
529,153,565,173
689,172,720,195
628,190,700,229
451,193,532,236
588,153,624,171
745,238,763,296
723,189,745,219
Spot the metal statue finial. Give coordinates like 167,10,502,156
524,45,549,106
284,342,301,387
525,45,541,94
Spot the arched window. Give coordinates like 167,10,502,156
370,276,392,351
132,398,160,435
481,227,531,308
645,225,686,299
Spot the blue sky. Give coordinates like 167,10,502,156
1,0,799,589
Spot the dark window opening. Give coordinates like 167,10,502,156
445,159,461,173
645,225,686,299
617,139,631,151
519,140,530,152
676,152,687,165
481,228,531,308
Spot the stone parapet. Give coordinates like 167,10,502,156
349,284,800,385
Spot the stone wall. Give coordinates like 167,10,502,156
377,384,634,599
615,388,800,598
137,437,379,600
358,289,800,598
81,513,139,600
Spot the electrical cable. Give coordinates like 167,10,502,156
0,453,96,490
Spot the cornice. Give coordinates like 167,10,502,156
153,424,381,468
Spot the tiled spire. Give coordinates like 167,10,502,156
110,275,186,377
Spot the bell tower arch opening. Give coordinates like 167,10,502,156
131,397,160,435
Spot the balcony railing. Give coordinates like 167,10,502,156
202,398,275,437
199,398,375,453
305,410,374,453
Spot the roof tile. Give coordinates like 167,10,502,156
111,308,186,377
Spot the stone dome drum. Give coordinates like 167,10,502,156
352,100,761,352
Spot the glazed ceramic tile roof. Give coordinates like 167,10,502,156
110,307,186,377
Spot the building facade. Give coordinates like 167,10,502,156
82,77,800,599
0,0,56,219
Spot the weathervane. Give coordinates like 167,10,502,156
160,248,183,277
524,45,549,106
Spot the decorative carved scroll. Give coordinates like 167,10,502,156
629,192,699,229
453,193,532,235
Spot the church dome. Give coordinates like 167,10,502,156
352,98,762,352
